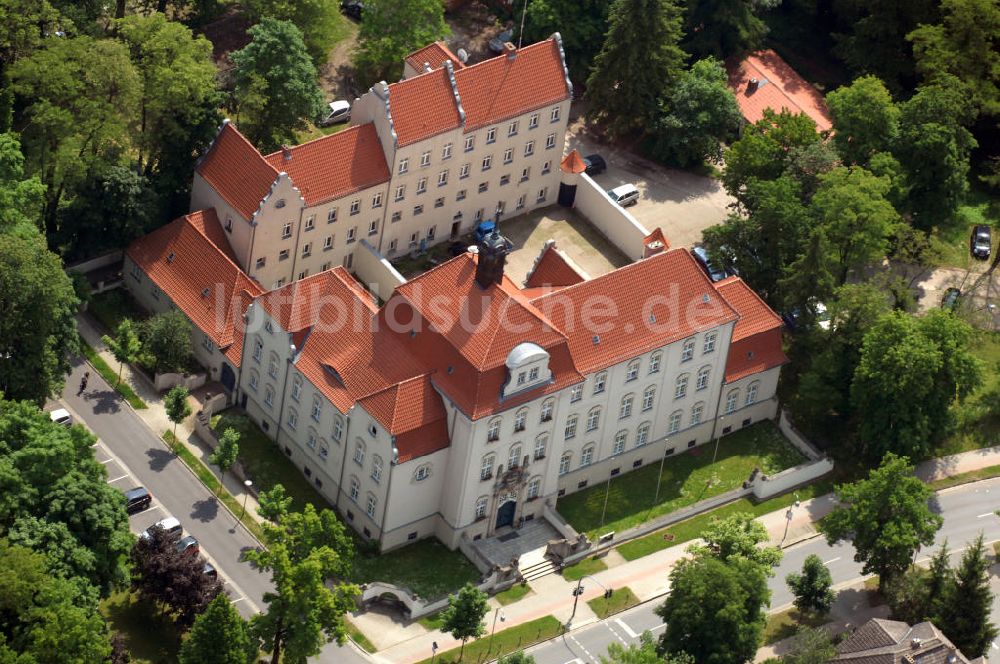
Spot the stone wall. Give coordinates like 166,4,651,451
353,239,407,300
153,371,207,393
572,173,650,260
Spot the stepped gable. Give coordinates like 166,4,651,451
384,67,464,147
196,122,278,219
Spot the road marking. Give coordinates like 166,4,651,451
605,623,628,646
568,635,594,662
562,659,583,664
977,512,994,518
106,474,128,483
649,623,667,633
615,618,638,639
99,457,115,464
824,557,841,565
230,596,246,604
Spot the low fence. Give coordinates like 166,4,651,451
354,239,406,299
752,457,835,500
572,173,651,260
153,371,207,393
543,503,580,541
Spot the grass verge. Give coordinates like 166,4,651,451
162,430,265,541
562,555,608,581
345,617,378,653
417,610,445,631
763,607,828,645
80,339,147,409
587,586,640,619
495,582,533,606
99,589,181,664
415,615,563,664
556,422,805,538
928,463,1000,491
617,476,836,561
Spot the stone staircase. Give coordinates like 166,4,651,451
519,556,559,582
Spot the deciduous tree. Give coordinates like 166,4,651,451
244,0,345,66
786,555,834,616
208,427,240,495
681,0,778,59
586,0,686,136
0,132,45,235
691,511,782,573
354,0,448,85
139,310,193,374
103,319,142,386
257,483,293,523
180,594,257,664
519,0,609,80
164,386,192,441
826,75,899,166
781,626,835,664
602,631,694,663
440,583,489,660
820,453,942,592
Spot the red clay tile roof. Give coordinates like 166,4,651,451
196,122,278,219
714,276,787,382
454,38,572,131
358,375,450,462
385,69,464,147
127,210,263,367
264,124,390,205
184,206,239,263
256,268,378,334
404,41,464,73
726,49,833,132
524,243,586,288
532,249,740,375
643,228,670,255
561,150,586,174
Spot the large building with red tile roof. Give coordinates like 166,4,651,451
726,49,833,132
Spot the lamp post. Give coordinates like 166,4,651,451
653,438,671,505
567,575,610,629
487,608,506,655
599,473,612,528
781,499,800,544
239,479,252,523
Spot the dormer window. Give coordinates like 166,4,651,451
503,342,551,398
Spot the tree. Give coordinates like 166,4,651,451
809,166,900,284
826,75,899,166
354,0,448,84
585,0,687,136
247,504,359,664
692,511,782,572
519,0,610,80
208,427,240,495
781,626,835,664
231,18,325,153
887,541,952,625
180,594,257,664
777,229,836,316
498,652,536,664
0,132,45,235
656,554,769,663
682,0,778,59
257,483,293,523
908,0,1000,119
785,555,834,616
245,0,346,67
131,525,223,628
602,631,694,663
0,232,78,403
102,319,142,386
938,534,997,658
820,453,942,592
164,386,192,441
893,80,977,227
0,0,62,73
440,583,489,660
649,58,743,167
139,310,193,374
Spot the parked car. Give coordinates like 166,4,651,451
607,183,640,207
690,245,727,282
583,154,606,175
488,29,513,53
781,300,830,332
941,287,962,311
124,486,152,514
320,100,351,127
202,562,218,578
971,224,992,260
48,408,72,427
340,0,362,19
175,536,199,556
141,516,182,541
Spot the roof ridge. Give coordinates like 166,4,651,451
181,211,252,283
220,121,279,176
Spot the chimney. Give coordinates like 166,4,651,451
504,42,516,61
474,226,509,289
281,145,292,161
747,78,759,94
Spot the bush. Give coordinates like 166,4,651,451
138,310,193,374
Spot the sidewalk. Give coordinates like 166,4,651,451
76,313,266,528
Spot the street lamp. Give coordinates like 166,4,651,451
781,499,800,544
487,608,506,655
653,438,671,505
239,479,252,523
567,575,610,629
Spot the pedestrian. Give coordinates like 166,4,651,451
77,371,89,396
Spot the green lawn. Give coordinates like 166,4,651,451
100,590,182,664
80,338,147,409
557,422,805,538
416,615,563,664
212,411,479,599
495,582,533,606
763,607,828,645
89,289,147,333
345,617,377,653
929,188,999,269
939,331,1000,455
562,555,608,581
587,586,640,619
417,610,445,631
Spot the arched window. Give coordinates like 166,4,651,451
514,409,527,432
264,385,274,407
534,434,548,460
580,445,595,467
291,374,303,401
349,477,359,501
487,418,501,442
559,453,572,475
696,366,711,391
725,389,739,414
527,477,542,499
508,443,522,468
681,338,695,362
318,438,329,460
268,352,280,379
613,430,627,455
371,455,383,483
540,399,554,422
642,386,656,411
649,351,662,374
286,408,298,430
332,415,344,442
668,410,682,435
636,421,651,446
354,440,365,465
746,381,760,405
306,428,317,449
475,496,489,519
366,494,377,518
625,360,639,382
480,454,495,480
586,407,601,432
691,401,704,425
248,370,260,391
675,374,689,399
619,394,634,419
311,395,322,421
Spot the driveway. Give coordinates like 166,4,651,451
565,118,734,250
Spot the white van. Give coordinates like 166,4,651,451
320,100,351,126
607,183,640,207
141,516,182,541
49,408,72,427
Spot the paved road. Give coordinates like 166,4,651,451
61,358,368,664
521,478,1000,664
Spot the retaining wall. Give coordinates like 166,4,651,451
66,250,123,274
353,239,406,300
572,173,650,260
752,457,835,500
154,371,207,393
777,410,823,460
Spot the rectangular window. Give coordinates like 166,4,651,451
327,208,337,223
409,232,418,246
391,211,402,223
420,151,431,167
508,121,518,137
459,163,470,179
570,385,582,402
464,136,474,152
416,178,427,194
395,185,405,201
536,187,548,203
529,113,539,129
550,106,560,123
346,227,357,243
520,167,530,182
456,189,467,201
594,372,606,395
703,332,717,354
388,238,397,252
564,416,577,440
368,220,378,236
349,200,360,215
516,194,526,210
478,182,488,193
372,192,382,208
427,226,436,241
278,249,290,261
438,170,448,186
255,257,266,269
413,204,424,216
542,160,551,175
500,174,510,186
626,362,639,382
282,223,292,239
398,158,409,174
486,127,496,144
503,148,513,164
524,141,534,157
434,197,444,208
297,270,307,280
301,242,311,257
304,216,315,231
482,155,492,171
321,261,331,271
545,133,556,149
442,143,452,160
